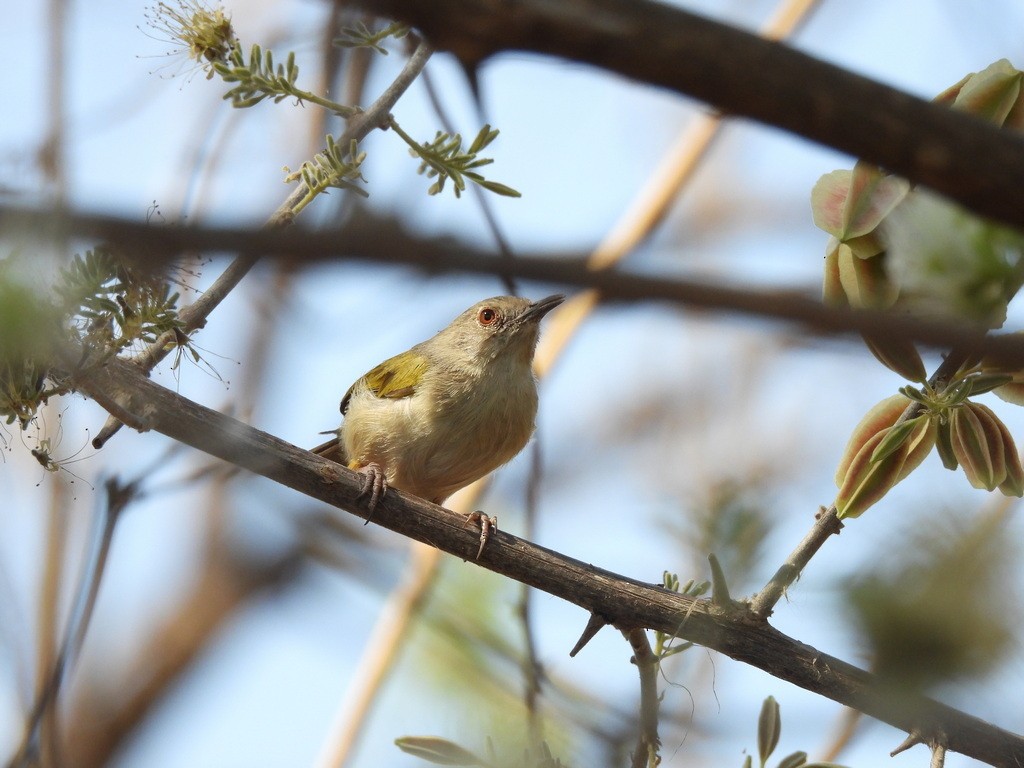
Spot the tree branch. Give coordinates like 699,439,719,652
70,356,1024,768
10,204,1024,370
353,0,1024,230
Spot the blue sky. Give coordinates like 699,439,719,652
3,2,1024,767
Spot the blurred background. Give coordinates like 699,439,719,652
3,1,1024,766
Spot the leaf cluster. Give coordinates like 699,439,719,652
333,20,409,54
284,136,368,199
0,246,188,427
653,571,708,660
212,44,309,110
150,4,519,206
392,123,522,199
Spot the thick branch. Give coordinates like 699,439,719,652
9,205,1024,369
72,357,1024,768
354,0,1024,230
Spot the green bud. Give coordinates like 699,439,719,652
964,372,1015,397
394,736,485,765
936,416,959,470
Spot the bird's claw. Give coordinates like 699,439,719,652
466,511,497,560
356,463,387,522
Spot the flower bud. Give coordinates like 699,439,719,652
862,332,926,383
836,414,936,519
951,403,1006,491
835,394,913,485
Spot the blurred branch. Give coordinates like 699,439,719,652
10,204,1024,370
353,0,1024,230
60,549,301,768
314,543,441,768
624,629,660,768
536,0,822,377
68,356,1024,768
11,479,136,768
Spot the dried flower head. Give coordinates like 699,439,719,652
144,1,236,79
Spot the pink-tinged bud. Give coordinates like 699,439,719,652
996,418,1024,497
835,394,913,485
811,164,909,240
835,414,936,519
943,59,1024,129
951,403,1006,491
994,380,1024,406
862,332,926,383
836,245,898,310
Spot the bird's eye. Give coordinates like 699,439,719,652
478,307,499,325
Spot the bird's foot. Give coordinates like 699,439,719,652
466,511,497,560
356,463,387,522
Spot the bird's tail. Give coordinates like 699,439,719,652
311,434,347,465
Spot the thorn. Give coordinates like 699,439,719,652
891,731,925,757
709,553,732,606
465,511,497,559
570,612,609,657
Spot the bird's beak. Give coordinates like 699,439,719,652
522,294,565,323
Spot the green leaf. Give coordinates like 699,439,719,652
394,736,487,766
869,416,921,464
775,752,807,768
757,696,781,766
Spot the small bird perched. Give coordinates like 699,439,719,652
313,294,564,552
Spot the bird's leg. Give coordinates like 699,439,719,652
465,512,498,560
353,462,387,522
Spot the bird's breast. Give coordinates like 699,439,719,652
341,363,539,503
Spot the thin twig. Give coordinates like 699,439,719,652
10,479,135,768
419,64,517,295
624,629,660,768
519,440,545,743
749,506,843,618
817,705,863,763
37,0,71,753
750,346,975,617
91,40,435,448
314,543,442,768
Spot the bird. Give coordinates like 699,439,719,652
312,294,564,555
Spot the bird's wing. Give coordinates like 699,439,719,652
339,349,429,415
